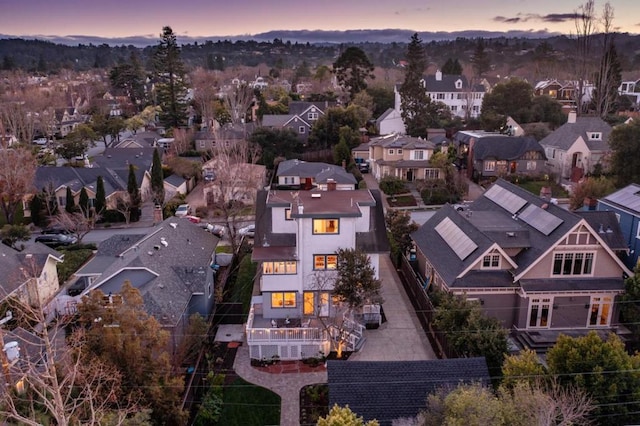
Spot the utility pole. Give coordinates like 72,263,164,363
0,311,14,388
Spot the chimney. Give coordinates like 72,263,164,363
540,186,552,201
567,111,577,124
435,70,442,81
327,179,337,191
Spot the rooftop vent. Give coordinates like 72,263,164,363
160,240,168,247
170,223,178,229
506,232,516,237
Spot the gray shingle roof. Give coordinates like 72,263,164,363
328,358,490,426
539,116,611,151
472,136,546,161
86,219,219,326
599,183,640,216
412,179,588,288
423,74,485,93
575,210,629,251
276,159,355,184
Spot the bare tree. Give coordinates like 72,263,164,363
48,210,97,243
224,83,254,125
171,127,194,156
573,0,597,115
113,192,134,226
593,2,619,118
0,261,140,425
0,147,36,224
206,139,262,253
190,68,221,129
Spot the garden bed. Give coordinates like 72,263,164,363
387,194,418,207
300,384,329,426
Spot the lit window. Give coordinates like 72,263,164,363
552,252,594,276
484,161,496,172
262,261,297,275
589,296,612,326
313,219,339,234
272,292,297,308
529,298,552,328
527,161,537,170
314,254,338,270
285,208,292,220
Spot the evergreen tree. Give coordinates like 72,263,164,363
442,57,462,75
471,38,490,77
29,193,44,227
127,164,142,222
65,187,75,213
153,26,188,129
399,33,431,137
78,187,90,217
95,176,106,215
332,47,375,101
151,148,165,205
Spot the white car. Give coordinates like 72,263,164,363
238,224,255,238
206,223,225,237
175,204,191,217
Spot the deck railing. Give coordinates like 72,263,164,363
246,326,328,343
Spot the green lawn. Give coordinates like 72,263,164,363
218,377,280,426
516,180,569,198
56,248,94,282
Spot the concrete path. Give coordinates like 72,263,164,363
349,255,436,361
233,344,327,426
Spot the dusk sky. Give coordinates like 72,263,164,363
2,0,639,43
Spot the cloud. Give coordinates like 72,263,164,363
494,12,582,25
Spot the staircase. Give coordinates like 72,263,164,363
331,316,367,352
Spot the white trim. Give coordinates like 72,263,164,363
526,296,553,329
514,219,633,281
457,243,518,278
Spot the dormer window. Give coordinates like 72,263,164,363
455,79,463,89
588,132,601,140
482,254,500,269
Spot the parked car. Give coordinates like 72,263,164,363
33,137,48,145
35,234,77,247
238,224,255,238
41,226,72,235
184,215,201,224
205,223,226,237
204,170,216,182
175,204,191,218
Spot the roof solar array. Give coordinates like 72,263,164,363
518,204,564,235
435,217,478,260
484,185,527,214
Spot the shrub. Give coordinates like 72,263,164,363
100,209,125,223
379,176,407,195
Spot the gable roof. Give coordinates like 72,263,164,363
369,134,434,149
412,179,610,288
598,183,640,216
423,74,485,93
539,116,612,151
472,136,546,161
276,159,355,184
328,358,490,426
85,219,218,326
0,243,62,297
575,210,629,252
288,101,335,115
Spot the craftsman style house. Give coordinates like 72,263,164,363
411,179,632,352
368,134,441,181
246,188,389,360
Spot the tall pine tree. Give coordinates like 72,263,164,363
127,164,142,222
471,38,490,77
65,187,76,213
151,148,165,206
95,176,106,215
78,187,90,217
399,33,431,137
153,26,188,129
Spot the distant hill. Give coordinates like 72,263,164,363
1,31,639,81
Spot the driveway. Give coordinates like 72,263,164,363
350,255,437,361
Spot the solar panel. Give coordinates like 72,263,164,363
435,217,478,260
484,185,527,214
518,204,564,235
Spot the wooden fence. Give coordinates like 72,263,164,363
397,255,457,359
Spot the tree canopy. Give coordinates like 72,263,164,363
480,79,534,128
333,248,383,310
153,26,188,129
609,120,640,187
399,33,430,137
546,331,640,423
332,47,375,101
